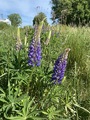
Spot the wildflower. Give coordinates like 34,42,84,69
28,37,41,66
16,41,22,51
44,30,51,45
16,27,22,51
52,48,70,84
28,19,45,66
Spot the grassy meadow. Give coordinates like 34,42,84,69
0,24,90,120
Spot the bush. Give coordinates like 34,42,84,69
0,22,10,30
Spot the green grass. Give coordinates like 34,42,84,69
0,25,90,120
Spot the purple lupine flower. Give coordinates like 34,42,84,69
28,24,42,66
52,48,70,84
28,39,41,66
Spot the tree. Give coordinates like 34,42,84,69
51,0,90,26
8,13,22,27
33,12,48,25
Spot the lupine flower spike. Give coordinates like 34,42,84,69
52,48,70,84
16,27,22,51
28,19,45,66
24,30,29,51
44,30,51,45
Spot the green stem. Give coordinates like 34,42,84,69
7,50,10,96
74,103,90,114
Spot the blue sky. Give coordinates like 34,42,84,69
0,0,52,26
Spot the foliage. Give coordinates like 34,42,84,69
51,0,90,26
33,12,48,25
0,24,90,120
0,22,10,30
8,13,22,27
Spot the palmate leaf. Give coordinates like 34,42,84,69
0,86,28,115
4,97,42,120
0,98,8,103
42,106,61,120
4,114,26,120
0,87,7,104
21,98,40,118
4,114,45,120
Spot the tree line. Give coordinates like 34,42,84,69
1,0,90,27
6,12,47,27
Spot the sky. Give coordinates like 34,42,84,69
0,0,52,27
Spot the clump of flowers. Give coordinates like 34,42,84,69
28,19,45,66
52,48,70,84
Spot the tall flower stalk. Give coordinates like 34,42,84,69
28,19,45,66
44,30,51,45
16,27,22,51
52,48,70,84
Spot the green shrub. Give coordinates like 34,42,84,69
0,22,10,30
